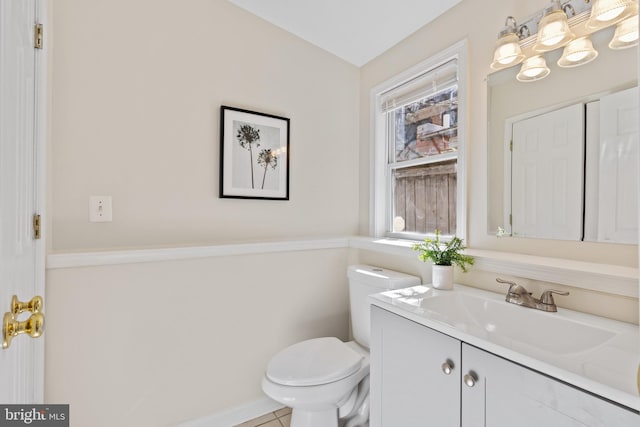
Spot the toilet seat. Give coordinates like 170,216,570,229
266,337,363,386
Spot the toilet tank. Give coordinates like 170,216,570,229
348,265,421,349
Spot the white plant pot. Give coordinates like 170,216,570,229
432,265,454,290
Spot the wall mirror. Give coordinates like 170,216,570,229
487,28,638,244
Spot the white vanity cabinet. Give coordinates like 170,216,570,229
370,305,640,427
370,304,461,426
461,343,639,427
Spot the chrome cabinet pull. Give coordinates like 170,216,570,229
464,372,478,387
441,360,454,375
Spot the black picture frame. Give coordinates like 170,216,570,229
220,106,290,200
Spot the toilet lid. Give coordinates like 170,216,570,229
266,337,363,386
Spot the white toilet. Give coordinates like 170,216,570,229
261,264,421,427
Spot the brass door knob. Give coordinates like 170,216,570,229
2,312,45,349
11,295,43,315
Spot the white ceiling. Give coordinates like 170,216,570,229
226,0,463,67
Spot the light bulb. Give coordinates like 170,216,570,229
517,56,551,82
491,31,525,70
587,0,637,30
533,2,575,52
558,36,598,68
609,15,640,48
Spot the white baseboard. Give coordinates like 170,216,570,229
177,397,284,427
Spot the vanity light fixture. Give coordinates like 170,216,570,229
491,0,639,82
557,36,599,66
516,55,551,81
533,0,576,52
608,14,640,48
491,17,527,70
586,0,637,29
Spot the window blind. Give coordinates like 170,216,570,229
379,58,458,113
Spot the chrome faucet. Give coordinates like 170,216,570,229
496,278,569,312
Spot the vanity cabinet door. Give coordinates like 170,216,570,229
370,306,461,427
461,344,640,427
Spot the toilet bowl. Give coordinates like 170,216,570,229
261,265,421,427
262,338,369,427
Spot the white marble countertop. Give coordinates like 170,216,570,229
369,284,640,411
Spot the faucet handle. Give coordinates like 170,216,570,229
496,278,527,295
496,278,517,287
540,289,570,306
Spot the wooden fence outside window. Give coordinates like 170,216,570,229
393,160,457,235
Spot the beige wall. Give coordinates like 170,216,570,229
358,0,638,268
45,249,352,427
50,0,360,252
47,0,359,425
46,0,639,425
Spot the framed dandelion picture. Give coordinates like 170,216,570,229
220,106,290,200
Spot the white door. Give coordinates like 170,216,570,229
511,103,584,240
584,100,602,242
597,86,639,244
461,344,639,426
0,0,46,403
370,306,461,427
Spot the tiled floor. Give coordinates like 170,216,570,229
234,407,292,427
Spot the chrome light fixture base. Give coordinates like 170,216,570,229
491,0,639,83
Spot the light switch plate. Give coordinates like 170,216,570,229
89,196,112,222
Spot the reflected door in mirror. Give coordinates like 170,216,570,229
589,87,639,244
511,104,584,240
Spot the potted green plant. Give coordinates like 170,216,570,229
412,229,474,290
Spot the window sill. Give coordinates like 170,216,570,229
349,236,417,256
350,236,638,298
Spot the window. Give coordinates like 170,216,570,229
371,41,467,240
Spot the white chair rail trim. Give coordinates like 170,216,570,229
46,237,350,269
46,236,638,297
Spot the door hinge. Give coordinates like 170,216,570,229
509,213,512,226
509,140,513,151
34,24,43,49
33,214,41,240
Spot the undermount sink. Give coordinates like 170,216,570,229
389,287,618,355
